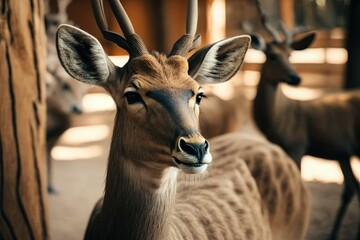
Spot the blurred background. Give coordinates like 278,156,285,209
45,0,359,239
47,0,352,99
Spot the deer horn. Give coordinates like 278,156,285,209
280,23,314,45
91,0,129,51
279,21,292,44
186,0,198,37
58,0,73,18
107,0,135,37
169,0,199,56
90,0,148,57
253,0,281,42
91,0,108,30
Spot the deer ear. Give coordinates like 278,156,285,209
249,33,266,51
188,35,250,84
291,32,316,51
56,24,116,86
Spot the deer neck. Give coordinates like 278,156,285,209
100,122,179,240
254,73,288,132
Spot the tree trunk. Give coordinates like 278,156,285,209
344,0,360,89
0,0,48,239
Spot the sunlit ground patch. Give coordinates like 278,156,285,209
52,124,111,161
83,93,115,113
59,124,110,145
51,145,104,161
302,156,360,184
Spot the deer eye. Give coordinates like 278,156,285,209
195,92,205,105
124,91,143,104
62,83,71,91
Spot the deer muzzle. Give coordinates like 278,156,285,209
286,73,301,85
172,135,212,174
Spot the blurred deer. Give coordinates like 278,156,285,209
199,92,250,139
55,0,311,239
45,0,88,193
249,0,360,239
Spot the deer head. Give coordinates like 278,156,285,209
246,0,316,86
56,0,250,175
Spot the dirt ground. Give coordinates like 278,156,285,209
48,109,359,240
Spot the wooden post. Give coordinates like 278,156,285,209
0,0,48,239
206,0,226,42
344,0,360,89
279,0,294,28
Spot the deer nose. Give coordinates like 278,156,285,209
173,135,212,174
71,105,83,114
286,73,301,85
178,137,209,162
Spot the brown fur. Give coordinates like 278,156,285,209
57,14,298,238
252,36,360,239
86,125,272,240
199,92,250,139
82,54,272,240
81,54,309,240
210,131,311,240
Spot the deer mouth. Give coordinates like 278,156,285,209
286,73,301,85
172,157,209,174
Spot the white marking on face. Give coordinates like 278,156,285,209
172,137,212,174
123,86,145,114
196,88,203,113
124,86,137,94
175,161,209,174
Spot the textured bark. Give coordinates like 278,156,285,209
0,0,48,239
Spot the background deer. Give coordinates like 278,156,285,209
45,0,88,193
199,92,250,139
249,1,360,238
56,0,310,239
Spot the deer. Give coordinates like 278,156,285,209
45,0,88,193
209,129,311,240
199,91,250,139
56,0,310,239
249,1,360,239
